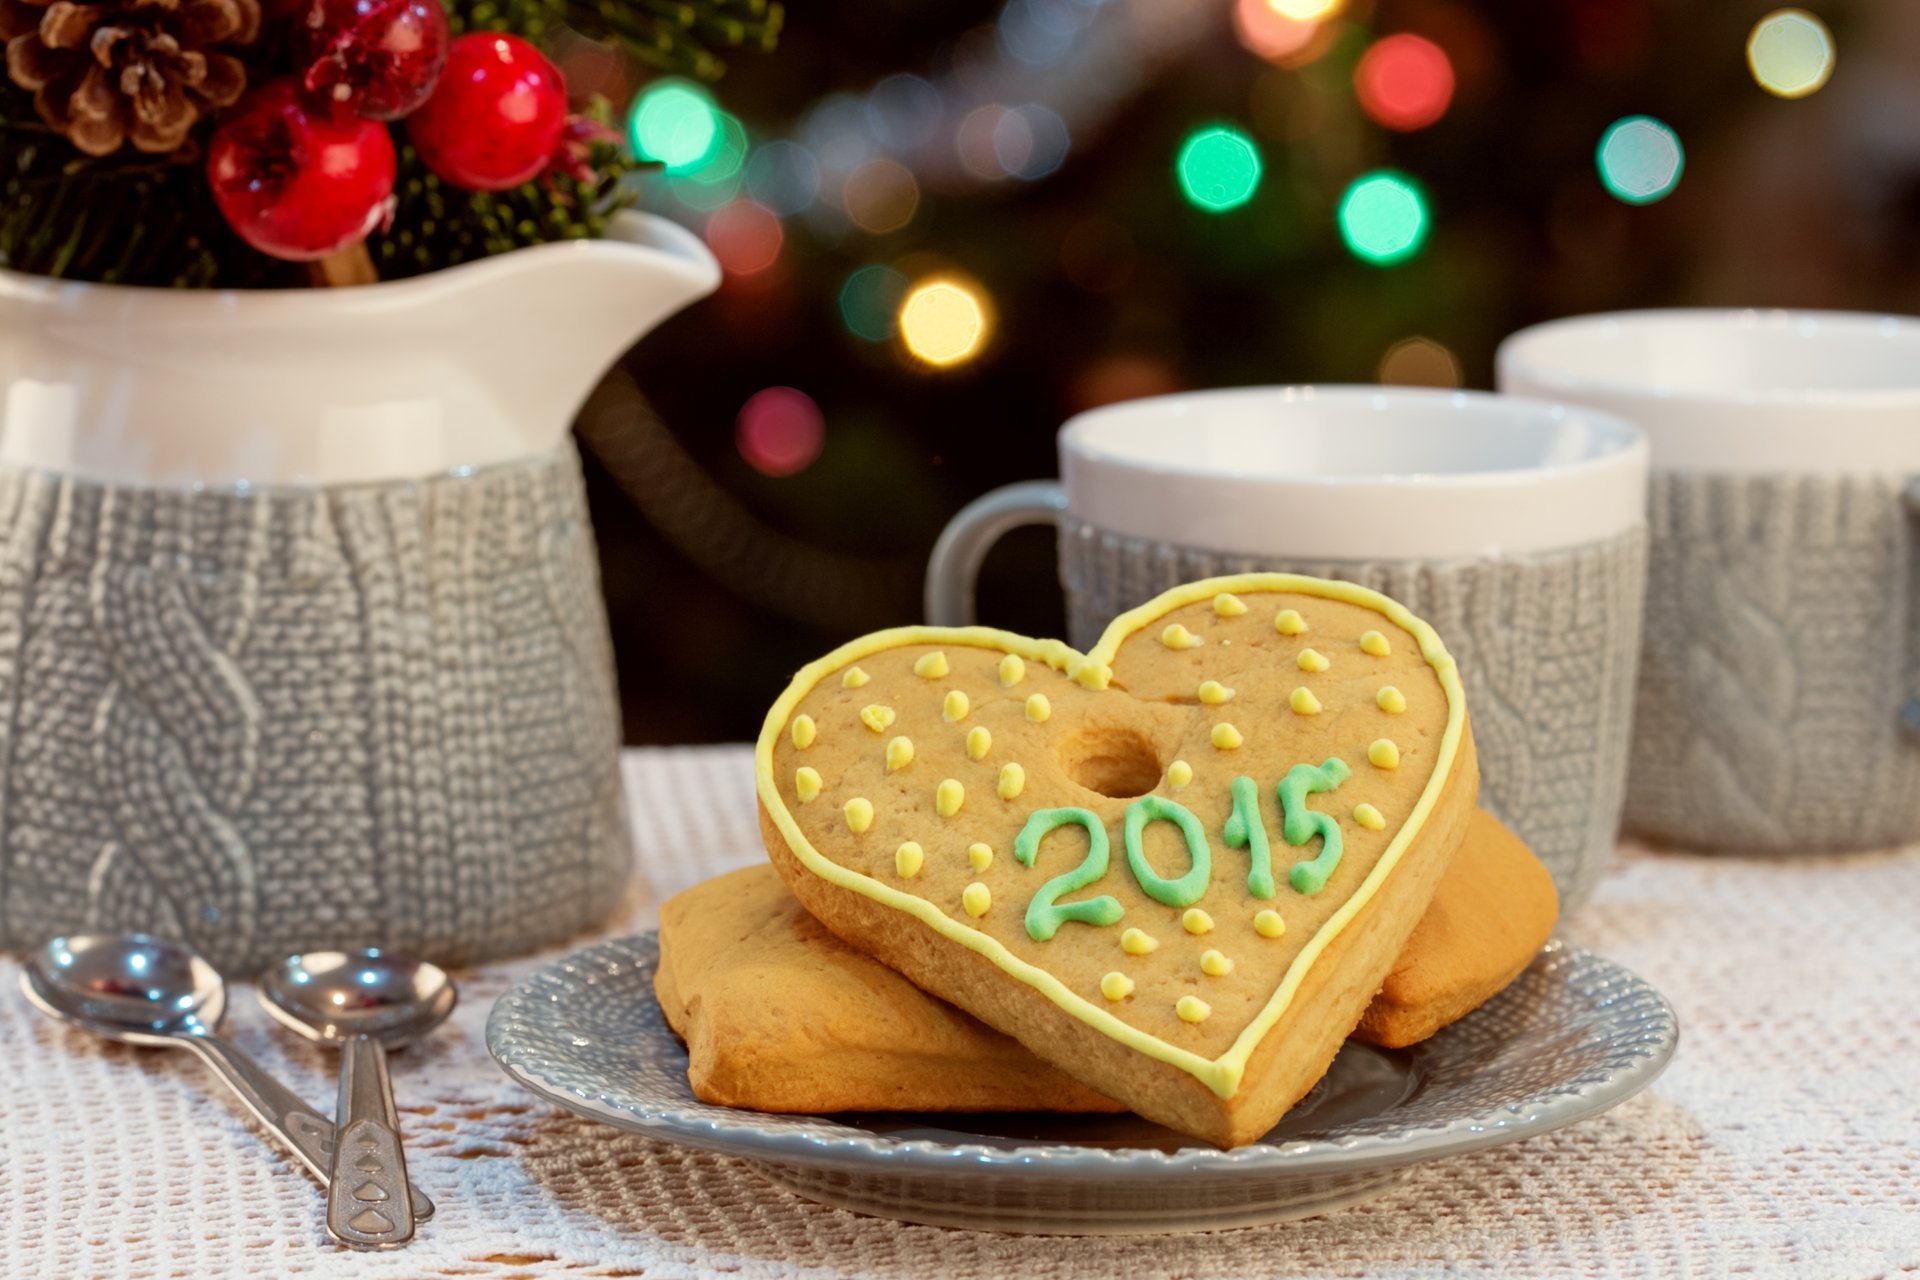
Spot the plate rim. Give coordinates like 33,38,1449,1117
485,933,1679,1180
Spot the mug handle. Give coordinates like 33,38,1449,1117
924,481,1067,625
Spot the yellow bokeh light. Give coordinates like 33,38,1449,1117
899,280,990,367
1268,0,1341,21
1747,9,1835,99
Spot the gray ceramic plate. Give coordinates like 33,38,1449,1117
487,934,1677,1234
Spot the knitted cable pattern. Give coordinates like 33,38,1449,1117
0,441,630,972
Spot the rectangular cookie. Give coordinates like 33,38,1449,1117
657,807,1554,1115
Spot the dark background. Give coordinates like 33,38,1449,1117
577,0,1920,744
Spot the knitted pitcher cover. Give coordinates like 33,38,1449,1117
1628,472,1920,851
0,441,630,972
1058,517,1648,908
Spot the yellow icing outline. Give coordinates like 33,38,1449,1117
754,572,1466,1100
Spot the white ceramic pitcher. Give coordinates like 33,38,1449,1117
0,212,719,972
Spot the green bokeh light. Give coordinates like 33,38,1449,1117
839,265,909,343
629,80,723,172
1337,170,1429,266
1596,116,1684,205
1175,126,1262,212
666,113,748,209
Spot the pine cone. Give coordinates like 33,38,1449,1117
2,0,261,156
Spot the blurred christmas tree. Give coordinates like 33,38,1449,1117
586,0,1920,742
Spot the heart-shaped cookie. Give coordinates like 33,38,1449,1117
757,574,1477,1146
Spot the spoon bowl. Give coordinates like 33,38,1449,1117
22,933,227,1045
258,950,456,1049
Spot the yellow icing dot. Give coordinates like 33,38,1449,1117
913,651,950,679
844,797,874,834
1200,949,1234,977
895,841,924,878
1212,592,1248,617
942,690,970,723
1360,630,1392,657
1182,908,1213,936
1354,802,1386,830
1100,971,1134,1001
859,704,896,733
794,766,822,803
965,726,993,759
962,881,992,918
1297,647,1330,673
790,715,816,749
1210,723,1244,751
885,736,915,772
998,654,1026,687
937,778,965,817
1377,685,1408,714
1197,680,1234,705
1025,693,1051,723
1368,739,1401,770
1176,996,1212,1024
1121,927,1159,956
1167,760,1194,790
1254,909,1286,939
968,842,994,872
1160,623,1201,650
1289,687,1322,716
1274,609,1307,635
997,762,1026,800
841,666,870,689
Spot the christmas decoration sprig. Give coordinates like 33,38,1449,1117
0,0,779,286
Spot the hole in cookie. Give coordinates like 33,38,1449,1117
1060,726,1164,799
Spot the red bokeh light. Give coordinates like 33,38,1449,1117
1354,34,1455,131
737,387,825,477
706,201,784,276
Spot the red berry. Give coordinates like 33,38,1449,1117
408,34,567,191
207,80,397,262
300,0,451,121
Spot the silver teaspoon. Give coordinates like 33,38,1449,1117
19,934,435,1233
258,950,455,1251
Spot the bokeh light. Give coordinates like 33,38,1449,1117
997,104,1070,180
899,279,991,367
705,201,783,276
1378,336,1463,388
843,159,921,234
1060,217,1136,294
1337,170,1429,265
1596,115,1684,205
840,265,909,342
1747,9,1835,99
1233,0,1319,64
1072,354,1182,412
745,141,821,216
1270,0,1341,19
1354,34,1455,131
666,111,747,211
866,74,944,151
1176,126,1262,212
629,79,722,172
737,387,825,478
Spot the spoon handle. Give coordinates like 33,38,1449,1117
177,1032,435,1222
326,1035,416,1249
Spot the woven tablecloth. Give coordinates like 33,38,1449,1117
2,745,1916,1279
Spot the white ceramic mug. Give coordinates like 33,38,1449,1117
926,386,1650,908
1499,309,1920,853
